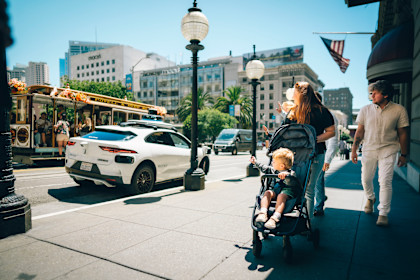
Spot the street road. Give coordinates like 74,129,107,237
13,149,267,218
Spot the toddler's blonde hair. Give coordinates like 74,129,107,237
272,148,294,169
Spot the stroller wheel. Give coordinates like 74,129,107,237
252,230,262,258
312,228,320,249
283,235,293,263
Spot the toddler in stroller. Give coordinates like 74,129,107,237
251,123,319,262
250,148,302,230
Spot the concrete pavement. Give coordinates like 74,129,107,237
1,155,419,280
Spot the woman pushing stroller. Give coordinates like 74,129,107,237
250,148,302,229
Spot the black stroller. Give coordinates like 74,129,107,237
251,123,319,263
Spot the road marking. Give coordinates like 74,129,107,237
18,182,74,190
32,174,245,220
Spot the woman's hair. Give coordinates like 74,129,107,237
290,82,323,124
272,148,294,169
85,117,92,127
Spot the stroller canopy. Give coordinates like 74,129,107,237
267,123,317,164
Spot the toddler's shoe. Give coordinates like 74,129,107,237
255,213,268,223
264,216,279,230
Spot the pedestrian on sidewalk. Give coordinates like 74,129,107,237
351,80,409,227
339,139,347,160
282,82,335,220
314,92,339,216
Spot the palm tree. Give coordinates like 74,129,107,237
176,88,214,122
214,86,252,128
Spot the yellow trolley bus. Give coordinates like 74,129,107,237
10,84,166,165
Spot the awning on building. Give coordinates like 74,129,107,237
366,22,413,81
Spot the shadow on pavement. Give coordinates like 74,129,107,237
47,180,183,205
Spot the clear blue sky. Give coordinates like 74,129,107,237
5,0,379,109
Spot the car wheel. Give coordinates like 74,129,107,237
232,147,238,155
129,164,155,195
199,157,210,175
214,150,219,155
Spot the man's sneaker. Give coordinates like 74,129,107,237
264,216,280,230
364,198,376,214
376,215,389,226
255,213,268,223
314,209,324,216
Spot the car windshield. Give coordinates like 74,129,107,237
82,129,136,141
217,133,235,141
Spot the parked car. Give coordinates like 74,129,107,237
213,129,252,155
65,121,210,195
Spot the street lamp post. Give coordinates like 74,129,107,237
0,0,31,238
130,53,153,96
181,0,208,190
246,45,265,177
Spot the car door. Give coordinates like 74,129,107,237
168,132,191,177
144,131,178,181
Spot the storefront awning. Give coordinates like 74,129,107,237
366,22,413,81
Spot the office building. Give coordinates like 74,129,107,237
323,87,353,126
7,63,27,82
60,40,119,83
70,45,174,86
25,62,49,86
137,56,243,116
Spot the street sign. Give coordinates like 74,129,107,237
229,105,234,116
235,105,241,117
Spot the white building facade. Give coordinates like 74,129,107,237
70,45,174,84
26,62,49,86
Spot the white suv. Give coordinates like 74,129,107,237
65,122,210,194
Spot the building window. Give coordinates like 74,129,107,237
82,73,84,77
77,66,80,70
260,76,265,81
260,94,264,100
269,93,273,100
77,74,80,78
91,71,94,75
96,62,99,67
144,91,147,97
87,72,89,76
91,79,94,82
81,65,84,70
149,91,153,97
107,76,110,81
86,64,89,69
101,77,104,82
242,77,247,83
96,70,99,75
112,76,115,81
107,60,110,65
260,85,265,91
215,84,220,91
101,61,104,66
101,70,104,74
206,85,212,92
112,68,115,73
112,59,115,64
269,103,273,109
107,69,110,73
142,81,147,88
91,63,94,68
260,104,264,110
269,84,274,90
96,78,99,82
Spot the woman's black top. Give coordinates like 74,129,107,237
283,106,334,154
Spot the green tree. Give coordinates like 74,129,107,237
176,88,214,122
62,78,132,100
214,86,252,129
183,109,237,142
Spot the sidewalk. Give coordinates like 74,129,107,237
1,156,419,280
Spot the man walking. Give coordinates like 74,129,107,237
351,80,409,226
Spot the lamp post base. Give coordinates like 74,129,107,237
184,168,205,191
0,195,32,239
246,163,260,177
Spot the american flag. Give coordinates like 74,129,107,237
320,37,350,73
